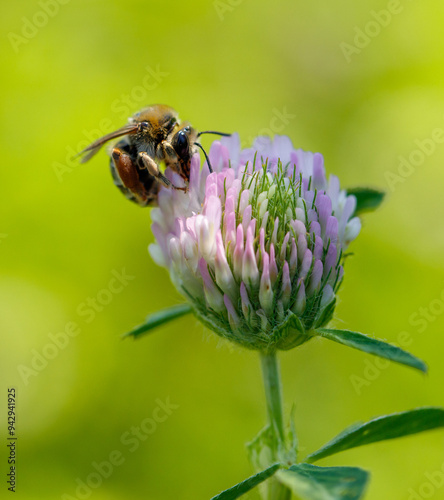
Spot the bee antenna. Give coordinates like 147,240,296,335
197,130,231,138
194,142,213,173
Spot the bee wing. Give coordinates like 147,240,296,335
77,124,139,163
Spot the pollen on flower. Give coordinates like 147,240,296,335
149,134,361,351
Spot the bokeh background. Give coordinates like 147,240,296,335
2,1,444,499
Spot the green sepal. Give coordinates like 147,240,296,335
313,298,336,329
122,304,192,339
346,187,385,215
247,425,276,473
192,303,314,352
191,304,262,348
210,463,282,500
288,404,299,461
305,407,444,463
276,463,369,500
247,412,298,474
314,328,427,373
272,311,314,351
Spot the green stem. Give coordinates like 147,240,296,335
260,351,285,443
260,351,292,500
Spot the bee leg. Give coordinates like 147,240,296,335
160,138,214,174
139,152,187,192
157,141,188,177
158,141,178,162
112,148,154,206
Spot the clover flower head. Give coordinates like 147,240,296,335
149,134,361,351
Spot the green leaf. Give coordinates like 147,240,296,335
305,407,444,464
346,187,385,215
315,328,427,373
277,464,368,500
122,304,192,339
211,463,281,500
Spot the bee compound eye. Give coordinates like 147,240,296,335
175,131,189,157
138,121,149,132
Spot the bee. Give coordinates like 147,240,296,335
78,104,230,206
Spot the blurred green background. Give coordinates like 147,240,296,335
1,1,444,499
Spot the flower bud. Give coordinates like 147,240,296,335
259,253,273,315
